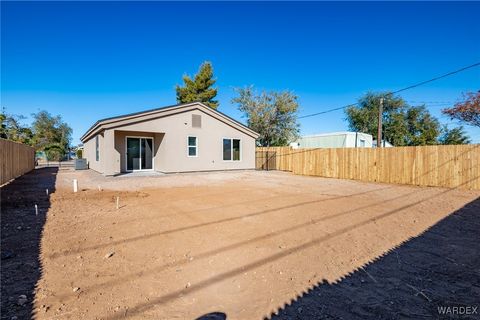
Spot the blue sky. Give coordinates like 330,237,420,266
2,1,479,145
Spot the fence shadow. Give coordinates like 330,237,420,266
1,167,58,320
268,196,480,319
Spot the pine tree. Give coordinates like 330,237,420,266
176,61,219,109
439,126,470,145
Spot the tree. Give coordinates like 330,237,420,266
176,61,219,109
404,105,442,146
232,86,300,146
31,111,72,157
345,92,470,146
442,91,480,127
0,108,33,144
43,142,66,161
439,126,470,145
345,92,409,146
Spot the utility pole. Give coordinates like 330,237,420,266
377,97,383,148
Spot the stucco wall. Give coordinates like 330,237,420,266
84,108,256,174
83,132,104,173
116,109,256,173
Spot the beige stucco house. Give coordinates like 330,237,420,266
80,102,259,175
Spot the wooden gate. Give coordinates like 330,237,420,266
255,150,277,170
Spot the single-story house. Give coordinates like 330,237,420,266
80,102,259,175
290,131,373,149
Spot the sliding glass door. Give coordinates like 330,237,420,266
126,137,153,171
141,138,153,170
127,138,140,171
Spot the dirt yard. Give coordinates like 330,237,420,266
1,168,479,320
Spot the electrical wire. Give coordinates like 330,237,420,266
297,62,480,119
390,62,480,95
298,104,356,119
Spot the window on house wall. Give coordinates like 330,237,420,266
233,139,240,160
188,136,197,157
223,139,231,160
359,139,366,147
95,135,99,161
223,138,241,161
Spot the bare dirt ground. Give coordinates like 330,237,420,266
2,168,479,320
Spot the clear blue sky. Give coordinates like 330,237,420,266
2,1,479,145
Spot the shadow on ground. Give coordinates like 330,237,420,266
268,196,480,320
1,168,58,320
195,312,227,320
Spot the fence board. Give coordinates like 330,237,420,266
0,139,35,185
256,145,480,190
256,147,293,171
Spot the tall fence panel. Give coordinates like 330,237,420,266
0,139,35,185
255,150,276,170
256,147,293,171
255,145,480,190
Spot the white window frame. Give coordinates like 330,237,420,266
222,138,242,162
187,136,198,157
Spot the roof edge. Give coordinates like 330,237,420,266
80,102,259,142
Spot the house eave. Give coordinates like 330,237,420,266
80,102,259,142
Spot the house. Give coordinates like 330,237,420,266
80,102,259,175
290,132,373,149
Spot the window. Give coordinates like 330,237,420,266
359,139,366,147
233,139,240,160
223,139,231,160
188,136,197,157
223,138,241,161
95,135,99,161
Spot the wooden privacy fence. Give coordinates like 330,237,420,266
256,145,480,190
256,147,294,171
0,139,35,185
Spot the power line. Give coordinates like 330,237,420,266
410,103,452,108
298,62,480,120
390,62,480,95
298,104,356,119
406,100,453,104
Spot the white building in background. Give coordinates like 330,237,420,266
290,131,373,149
372,139,394,148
